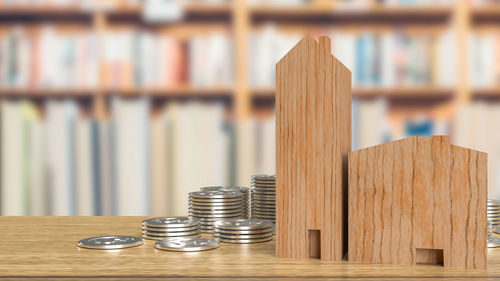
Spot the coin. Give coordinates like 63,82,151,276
143,233,201,240
155,237,220,252
189,205,243,210
214,232,273,239
189,208,243,214
189,191,242,199
189,201,243,206
143,217,200,228
214,227,273,235
214,219,273,230
217,236,273,244
489,236,500,248
77,236,143,250
201,186,250,193
142,229,200,237
142,225,200,232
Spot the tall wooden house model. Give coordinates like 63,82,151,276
348,136,487,269
276,35,351,261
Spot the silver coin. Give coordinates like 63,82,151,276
251,189,276,194
142,229,200,237
155,237,220,252
189,205,244,210
213,219,273,230
252,211,276,216
189,199,244,204
217,236,273,244
190,217,243,223
189,208,244,214
189,203,243,208
201,186,250,193
251,193,276,197
142,225,200,232
143,217,200,228
214,227,273,235
251,202,276,207
214,232,273,239
189,191,242,199
488,236,500,248
189,211,244,216
493,226,500,234
77,236,143,250
143,233,201,240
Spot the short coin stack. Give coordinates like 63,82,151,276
142,217,201,240
188,191,245,233
250,175,276,224
201,186,250,218
214,219,274,243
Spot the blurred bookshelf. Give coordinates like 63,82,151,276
2,0,500,216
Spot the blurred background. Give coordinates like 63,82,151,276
0,0,498,216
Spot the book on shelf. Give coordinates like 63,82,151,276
248,25,457,89
469,32,500,88
111,97,150,216
455,102,500,199
0,25,98,90
102,30,232,90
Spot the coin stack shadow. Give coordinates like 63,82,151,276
250,175,276,224
201,186,250,218
142,217,202,240
213,219,274,243
188,191,246,233
488,199,500,248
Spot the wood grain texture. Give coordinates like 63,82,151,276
348,136,487,269
276,35,351,261
0,217,500,280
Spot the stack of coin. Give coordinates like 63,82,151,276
250,175,276,223
188,191,245,233
489,199,500,233
141,217,201,240
213,219,273,243
201,186,250,218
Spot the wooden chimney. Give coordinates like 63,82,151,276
276,35,352,261
348,136,487,269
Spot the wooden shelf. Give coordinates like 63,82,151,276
251,5,452,24
106,86,234,98
0,88,94,98
252,87,454,99
0,87,234,98
472,87,500,98
0,3,232,22
472,6,500,24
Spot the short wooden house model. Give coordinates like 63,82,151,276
276,35,351,261
348,135,487,269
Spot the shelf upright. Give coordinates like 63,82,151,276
234,0,251,119
92,10,108,120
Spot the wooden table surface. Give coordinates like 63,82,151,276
1,216,500,280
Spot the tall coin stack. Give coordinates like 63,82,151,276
141,217,201,240
188,191,245,233
201,186,250,218
214,219,274,244
250,175,276,224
